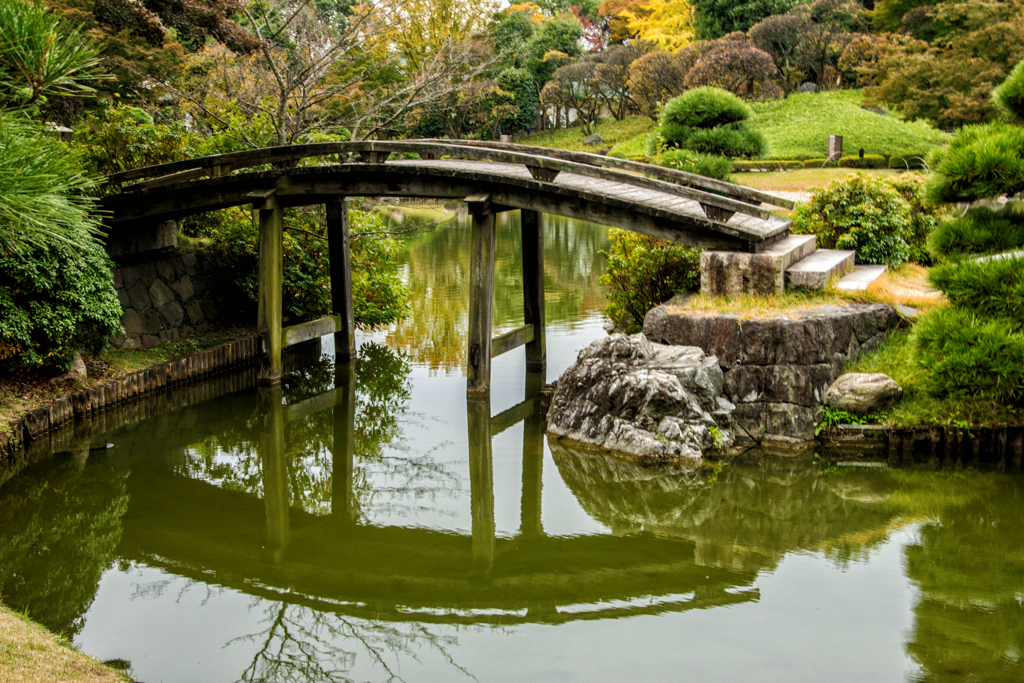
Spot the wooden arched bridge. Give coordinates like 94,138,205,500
102,140,795,393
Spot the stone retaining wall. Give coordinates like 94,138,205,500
111,251,233,349
0,336,261,466
643,302,901,443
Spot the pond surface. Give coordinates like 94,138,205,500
2,212,1023,683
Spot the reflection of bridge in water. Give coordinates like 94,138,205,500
116,360,761,626
98,347,911,628
102,140,794,395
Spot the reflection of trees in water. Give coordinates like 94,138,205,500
386,212,609,372
0,453,129,638
903,475,1024,683
549,442,905,573
232,600,474,683
176,342,461,520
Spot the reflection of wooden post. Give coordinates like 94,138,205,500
332,361,357,523
467,197,495,397
259,386,289,562
257,195,284,385
521,371,545,537
327,200,357,361
467,398,495,574
521,210,546,373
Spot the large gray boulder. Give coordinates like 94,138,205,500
823,373,903,415
546,334,735,465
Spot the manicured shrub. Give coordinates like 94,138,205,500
209,207,409,329
928,254,1024,328
600,229,701,333
0,238,122,373
913,306,1024,402
803,158,832,168
659,87,766,158
928,204,1024,259
732,159,802,171
792,174,913,266
925,122,1024,204
888,154,928,170
837,154,887,169
655,148,733,180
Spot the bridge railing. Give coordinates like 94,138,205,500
105,140,795,223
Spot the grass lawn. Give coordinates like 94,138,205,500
519,116,656,154
749,89,950,160
732,167,904,193
0,603,128,683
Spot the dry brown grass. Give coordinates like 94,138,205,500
0,604,127,683
862,263,945,311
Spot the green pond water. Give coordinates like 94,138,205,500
1,212,1023,682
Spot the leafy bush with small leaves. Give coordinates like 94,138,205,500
928,204,1024,259
0,237,122,373
600,229,701,333
659,87,767,159
928,254,1024,328
654,148,733,180
792,174,914,266
886,173,948,265
209,207,409,330
913,306,1024,402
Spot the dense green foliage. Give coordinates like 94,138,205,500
925,122,1024,204
660,87,766,158
792,174,935,267
599,229,701,333
929,256,1024,327
693,0,800,40
913,306,1024,402
210,208,409,330
0,237,122,372
928,204,1024,259
993,57,1024,123
655,148,733,180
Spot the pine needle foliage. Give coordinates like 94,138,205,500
928,204,1024,259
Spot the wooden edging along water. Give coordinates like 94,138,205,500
818,423,1024,469
0,335,262,464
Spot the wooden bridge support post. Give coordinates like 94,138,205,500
259,385,290,563
468,397,495,575
331,361,358,523
256,196,284,385
521,210,547,373
467,199,496,397
327,200,357,361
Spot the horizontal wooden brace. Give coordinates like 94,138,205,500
123,167,206,192
490,397,537,437
281,314,341,348
491,324,535,359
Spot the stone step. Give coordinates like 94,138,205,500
700,234,817,296
785,249,856,289
836,264,888,291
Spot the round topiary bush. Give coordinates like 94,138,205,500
659,87,765,158
792,174,914,267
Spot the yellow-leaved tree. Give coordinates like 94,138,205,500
618,0,694,51
379,0,502,73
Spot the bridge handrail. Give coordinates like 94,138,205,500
421,138,796,211
105,140,792,221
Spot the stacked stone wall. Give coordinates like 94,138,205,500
111,251,231,349
644,303,901,443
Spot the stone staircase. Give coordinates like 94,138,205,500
701,233,888,296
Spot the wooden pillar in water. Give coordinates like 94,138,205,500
467,197,496,397
259,385,290,562
521,210,546,373
327,199,357,361
467,398,495,574
256,195,284,385
332,360,357,523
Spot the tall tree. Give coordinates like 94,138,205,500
692,0,801,40
616,0,695,50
